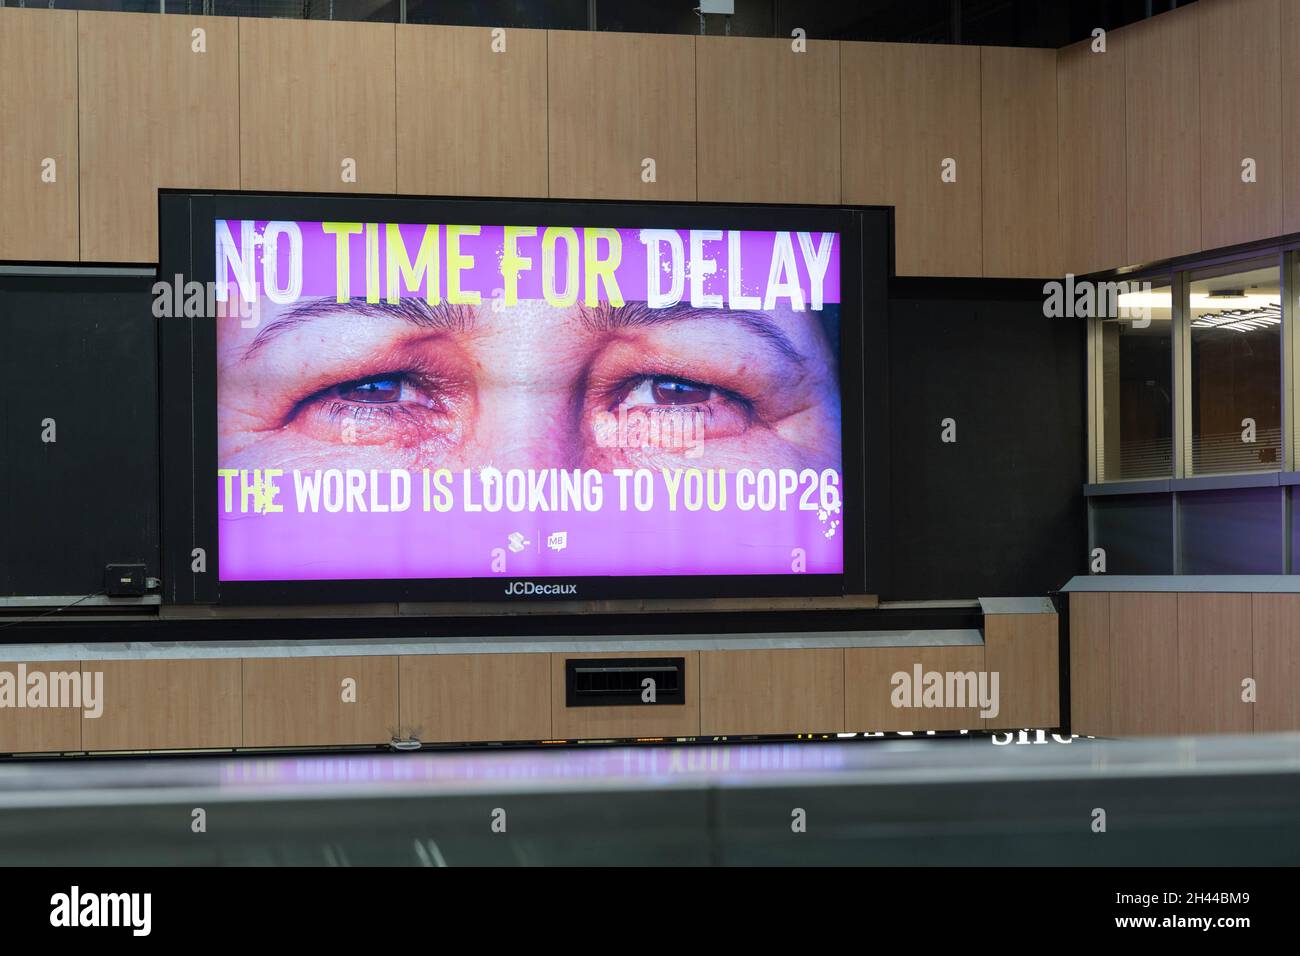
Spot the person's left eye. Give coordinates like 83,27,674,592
622,375,714,408
340,376,402,403
329,373,440,408
276,370,461,451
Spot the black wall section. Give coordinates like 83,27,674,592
887,283,1087,600
0,275,159,597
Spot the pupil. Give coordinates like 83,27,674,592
651,377,709,405
343,377,401,403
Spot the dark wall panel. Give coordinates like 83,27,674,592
1090,492,1174,573
886,289,1086,600
0,275,158,597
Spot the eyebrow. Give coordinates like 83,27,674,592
580,301,807,364
239,297,806,365
241,298,475,361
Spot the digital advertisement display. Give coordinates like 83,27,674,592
211,218,845,588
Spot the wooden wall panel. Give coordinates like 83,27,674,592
700,648,843,736
841,42,982,277
243,656,398,747
983,610,1060,729
1057,35,1127,276
550,651,700,740
1123,7,1201,265
1109,592,1179,735
548,31,694,201
981,46,1061,278
77,12,239,263
1280,0,1300,233
696,36,839,205
240,18,396,193
400,653,550,743
1251,594,1300,731
1177,593,1253,733
0,661,82,754
81,660,241,752
1068,592,1112,736
0,9,79,262
1198,0,1281,251
397,24,547,198
844,645,986,731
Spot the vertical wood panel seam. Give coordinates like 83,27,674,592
238,17,245,189
392,24,397,195
545,30,553,198
978,45,984,277
236,16,242,193
76,11,83,261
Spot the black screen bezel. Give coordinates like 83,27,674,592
158,191,887,606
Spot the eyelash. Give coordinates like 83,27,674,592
318,399,412,424
290,371,435,422
293,371,755,430
610,375,754,415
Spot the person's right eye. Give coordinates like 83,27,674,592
286,371,459,447
330,374,441,408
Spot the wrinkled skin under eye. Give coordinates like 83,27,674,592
590,373,759,461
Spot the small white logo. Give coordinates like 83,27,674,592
504,581,577,596
547,531,568,552
507,531,530,554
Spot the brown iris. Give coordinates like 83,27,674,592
650,377,710,405
338,376,402,403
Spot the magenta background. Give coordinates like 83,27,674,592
217,221,841,306
218,484,844,580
